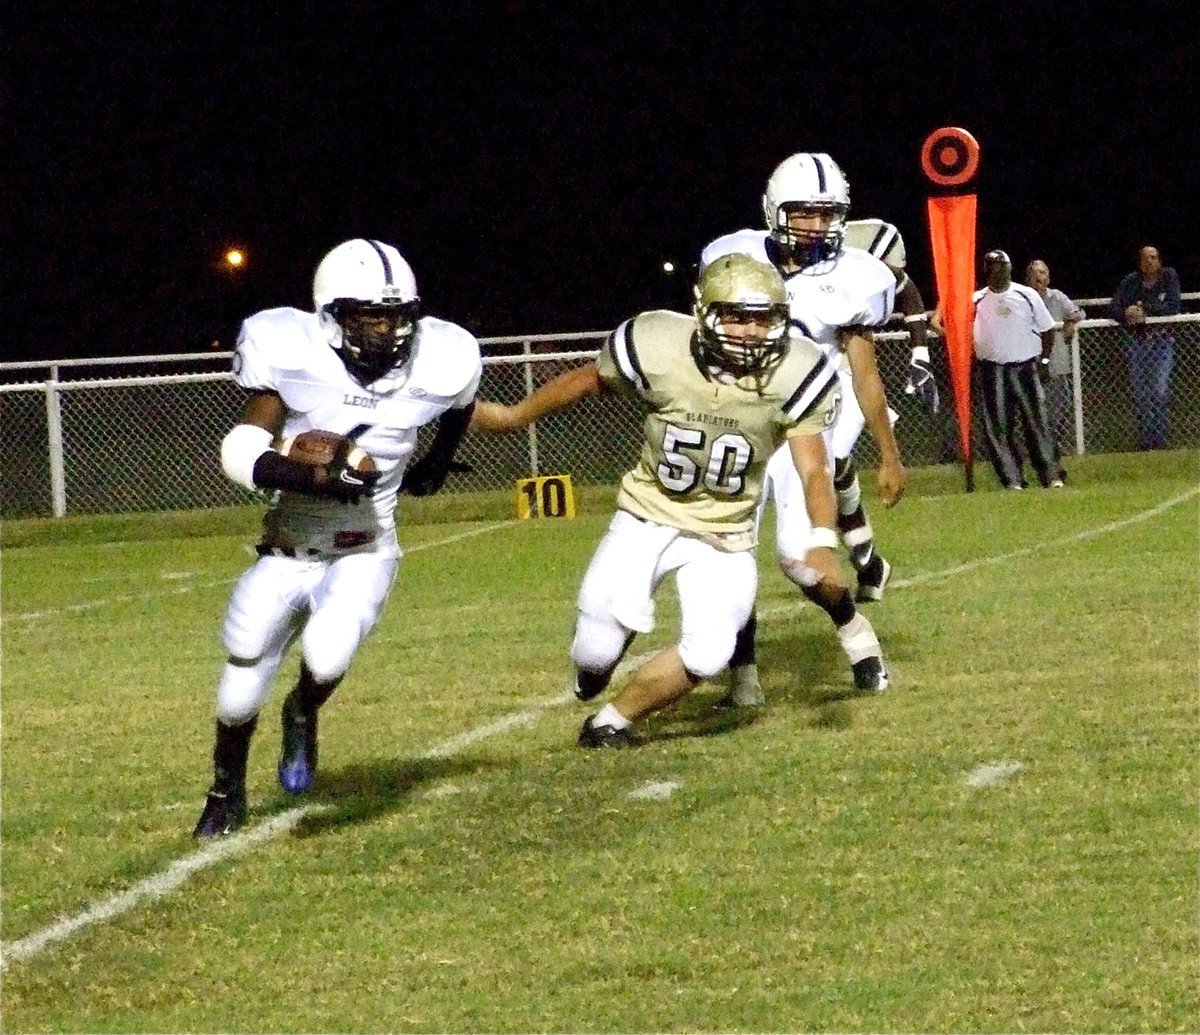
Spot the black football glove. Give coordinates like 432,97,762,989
402,457,473,497
402,453,445,497
320,434,380,505
402,405,475,497
905,356,940,414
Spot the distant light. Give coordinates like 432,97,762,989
662,261,676,274
224,249,245,269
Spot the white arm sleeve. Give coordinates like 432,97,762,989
221,424,274,491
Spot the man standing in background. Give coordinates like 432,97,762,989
1025,259,1083,449
1111,245,1181,450
972,250,1064,491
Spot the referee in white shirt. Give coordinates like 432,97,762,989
972,250,1066,490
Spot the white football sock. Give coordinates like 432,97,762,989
594,703,631,730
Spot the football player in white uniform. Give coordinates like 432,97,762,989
193,239,482,838
701,153,905,703
473,254,887,746
843,218,939,415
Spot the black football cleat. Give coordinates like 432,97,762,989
854,554,892,603
578,714,639,749
851,656,890,695
278,689,318,795
193,787,247,839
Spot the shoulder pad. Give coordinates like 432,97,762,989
837,248,899,297
407,316,483,398
601,310,693,395
233,307,324,392
843,219,907,269
776,337,840,425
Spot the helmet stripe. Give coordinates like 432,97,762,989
365,239,394,285
810,154,828,194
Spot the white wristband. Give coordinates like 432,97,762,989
221,423,274,491
910,345,931,364
809,526,839,551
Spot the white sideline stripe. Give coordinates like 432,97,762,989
4,488,1195,966
884,487,1197,591
0,658,652,971
965,761,1024,787
420,696,571,759
12,488,1196,623
0,806,327,971
6,521,521,622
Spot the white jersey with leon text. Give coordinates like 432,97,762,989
234,306,482,554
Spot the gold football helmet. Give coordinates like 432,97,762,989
693,254,790,385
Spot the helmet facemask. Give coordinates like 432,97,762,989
769,201,848,266
696,301,790,388
693,253,791,391
325,297,420,382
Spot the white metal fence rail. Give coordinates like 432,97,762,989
3,317,1198,519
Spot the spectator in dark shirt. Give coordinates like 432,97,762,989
1111,245,1182,450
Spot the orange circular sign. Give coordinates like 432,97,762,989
921,127,980,186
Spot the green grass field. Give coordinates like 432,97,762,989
2,451,1198,1033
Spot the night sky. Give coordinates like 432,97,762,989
13,1,1197,363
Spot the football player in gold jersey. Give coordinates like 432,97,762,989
472,254,887,746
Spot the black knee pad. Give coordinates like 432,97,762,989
802,583,856,626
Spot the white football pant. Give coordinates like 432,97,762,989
571,510,757,680
216,546,399,724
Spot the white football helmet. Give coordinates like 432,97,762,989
762,152,851,265
693,253,790,387
313,239,421,382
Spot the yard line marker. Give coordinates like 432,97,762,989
4,488,1196,966
1,664,647,971
965,761,1025,787
421,697,570,758
628,780,682,800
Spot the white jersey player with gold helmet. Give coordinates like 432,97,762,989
701,152,904,704
194,238,481,839
472,253,887,747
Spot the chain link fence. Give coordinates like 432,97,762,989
3,317,1197,519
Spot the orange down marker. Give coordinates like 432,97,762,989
922,127,980,491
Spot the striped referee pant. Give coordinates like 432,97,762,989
976,358,1063,489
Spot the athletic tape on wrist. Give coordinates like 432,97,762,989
221,424,274,491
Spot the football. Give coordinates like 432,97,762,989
277,430,377,475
